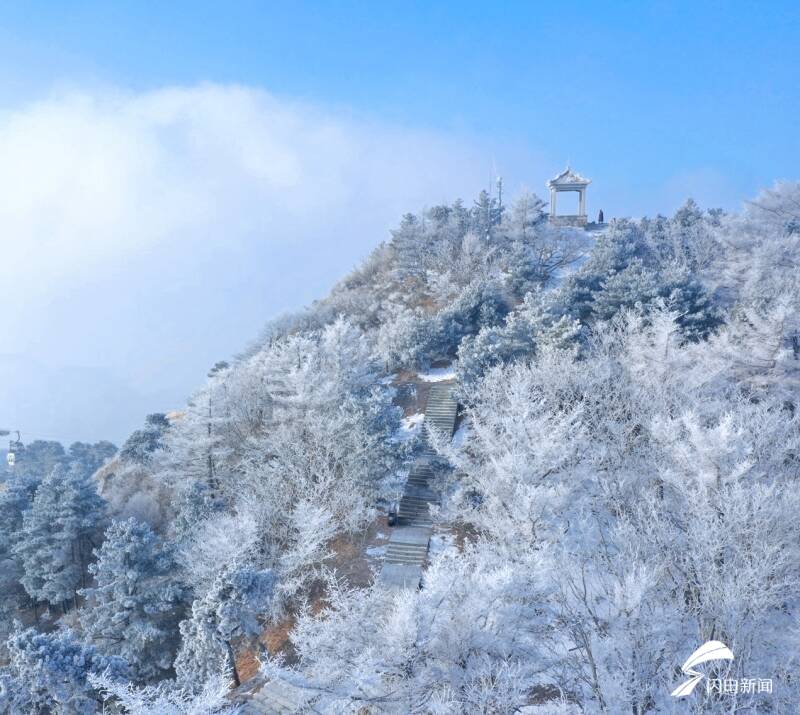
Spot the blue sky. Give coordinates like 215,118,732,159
0,2,798,444
2,1,798,211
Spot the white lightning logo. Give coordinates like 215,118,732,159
671,640,735,697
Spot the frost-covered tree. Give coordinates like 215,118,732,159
457,290,582,386
470,188,503,238
89,671,241,715
119,414,170,466
9,440,66,483
13,464,106,610
10,439,116,485
0,626,128,714
175,566,274,691
556,218,720,337
499,192,587,294
79,519,186,683
0,470,39,640
66,441,117,477
161,317,401,614
261,544,548,713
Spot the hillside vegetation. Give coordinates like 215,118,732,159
1,182,799,713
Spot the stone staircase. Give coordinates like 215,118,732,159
238,380,459,712
378,382,458,590
423,383,459,435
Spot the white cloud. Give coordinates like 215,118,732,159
0,83,498,442
0,84,488,288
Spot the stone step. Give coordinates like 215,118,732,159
387,540,428,552
398,511,433,520
403,484,437,495
245,680,314,714
386,545,428,557
400,500,437,511
398,517,433,528
379,563,423,589
386,548,428,561
406,472,435,482
398,510,433,521
401,493,438,504
386,546,427,556
387,550,427,560
399,504,433,513
389,525,431,543
398,512,430,522
399,501,432,512
386,554,426,565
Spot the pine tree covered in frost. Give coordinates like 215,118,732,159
79,518,186,683
0,626,128,714
175,566,274,691
13,464,106,610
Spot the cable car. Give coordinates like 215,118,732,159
3,430,20,468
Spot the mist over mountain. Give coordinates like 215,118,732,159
0,353,178,445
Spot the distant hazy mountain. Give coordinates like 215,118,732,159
0,354,175,445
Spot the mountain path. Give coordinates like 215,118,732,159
239,380,459,713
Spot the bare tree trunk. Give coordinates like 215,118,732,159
226,640,241,687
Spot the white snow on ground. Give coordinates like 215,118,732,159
366,545,387,557
452,420,469,449
393,412,424,442
417,366,455,382
428,531,457,557
375,532,387,540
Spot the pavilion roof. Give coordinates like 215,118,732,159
547,167,591,188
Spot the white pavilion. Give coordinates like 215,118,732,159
547,167,591,227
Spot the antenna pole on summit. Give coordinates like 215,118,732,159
496,176,503,214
